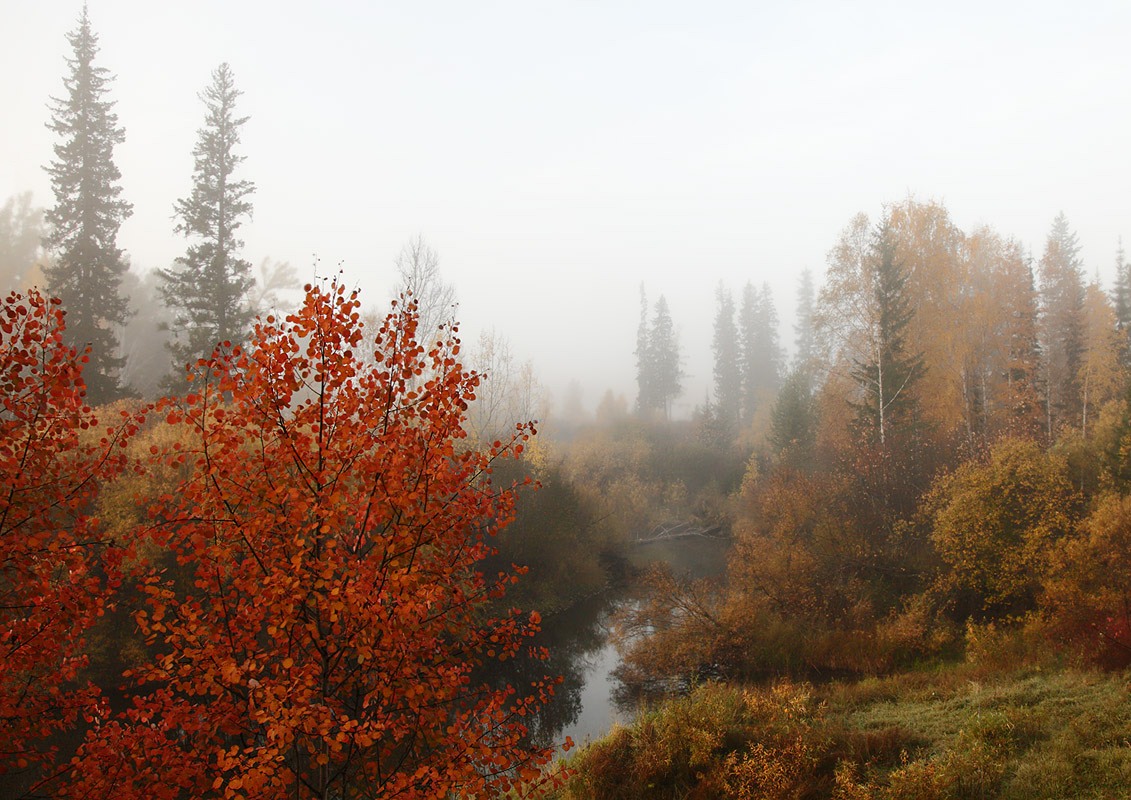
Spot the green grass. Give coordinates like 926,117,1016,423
544,665,1131,799
834,667,1131,798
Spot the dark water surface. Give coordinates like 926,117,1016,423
536,536,731,751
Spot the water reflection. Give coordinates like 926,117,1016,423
518,536,732,751
525,592,625,750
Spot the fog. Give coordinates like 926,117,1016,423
3,0,1131,414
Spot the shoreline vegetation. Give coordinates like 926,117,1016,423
545,652,1131,799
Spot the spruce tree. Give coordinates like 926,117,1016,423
1112,240,1130,330
711,283,741,431
634,288,682,419
648,295,682,419
997,241,1044,440
1037,212,1085,435
793,268,816,374
43,5,132,404
755,283,784,390
1111,240,1131,363
160,63,255,385
850,217,924,446
739,282,783,422
769,369,816,469
634,283,654,414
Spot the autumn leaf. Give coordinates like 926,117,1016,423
0,290,142,789
70,281,556,799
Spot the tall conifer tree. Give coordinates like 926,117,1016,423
711,283,741,430
1037,212,1085,436
793,268,817,375
634,283,653,414
1111,240,1131,362
160,63,255,385
1112,240,1131,330
634,288,682,419
43,5,132,404
649,295,682,419
769,370,816,468
850,217,924,446
995,239,1044,440
739,282,783,422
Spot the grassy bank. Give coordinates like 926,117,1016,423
544,663,1131,799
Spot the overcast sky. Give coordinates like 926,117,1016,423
3,1,1131,414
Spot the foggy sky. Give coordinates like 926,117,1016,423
3,1,1131,415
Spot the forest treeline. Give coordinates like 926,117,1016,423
543,202,1131,796
617,196,1131,686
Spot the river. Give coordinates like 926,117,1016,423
536,535,731,750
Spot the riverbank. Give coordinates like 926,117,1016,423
542,662,1131,799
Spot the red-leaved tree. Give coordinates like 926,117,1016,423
0,291,135,792
72,282,561,798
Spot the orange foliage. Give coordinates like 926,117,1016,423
70,283,558,798
1042,493,1131,668
928,437,1077,617
0,291,138,785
